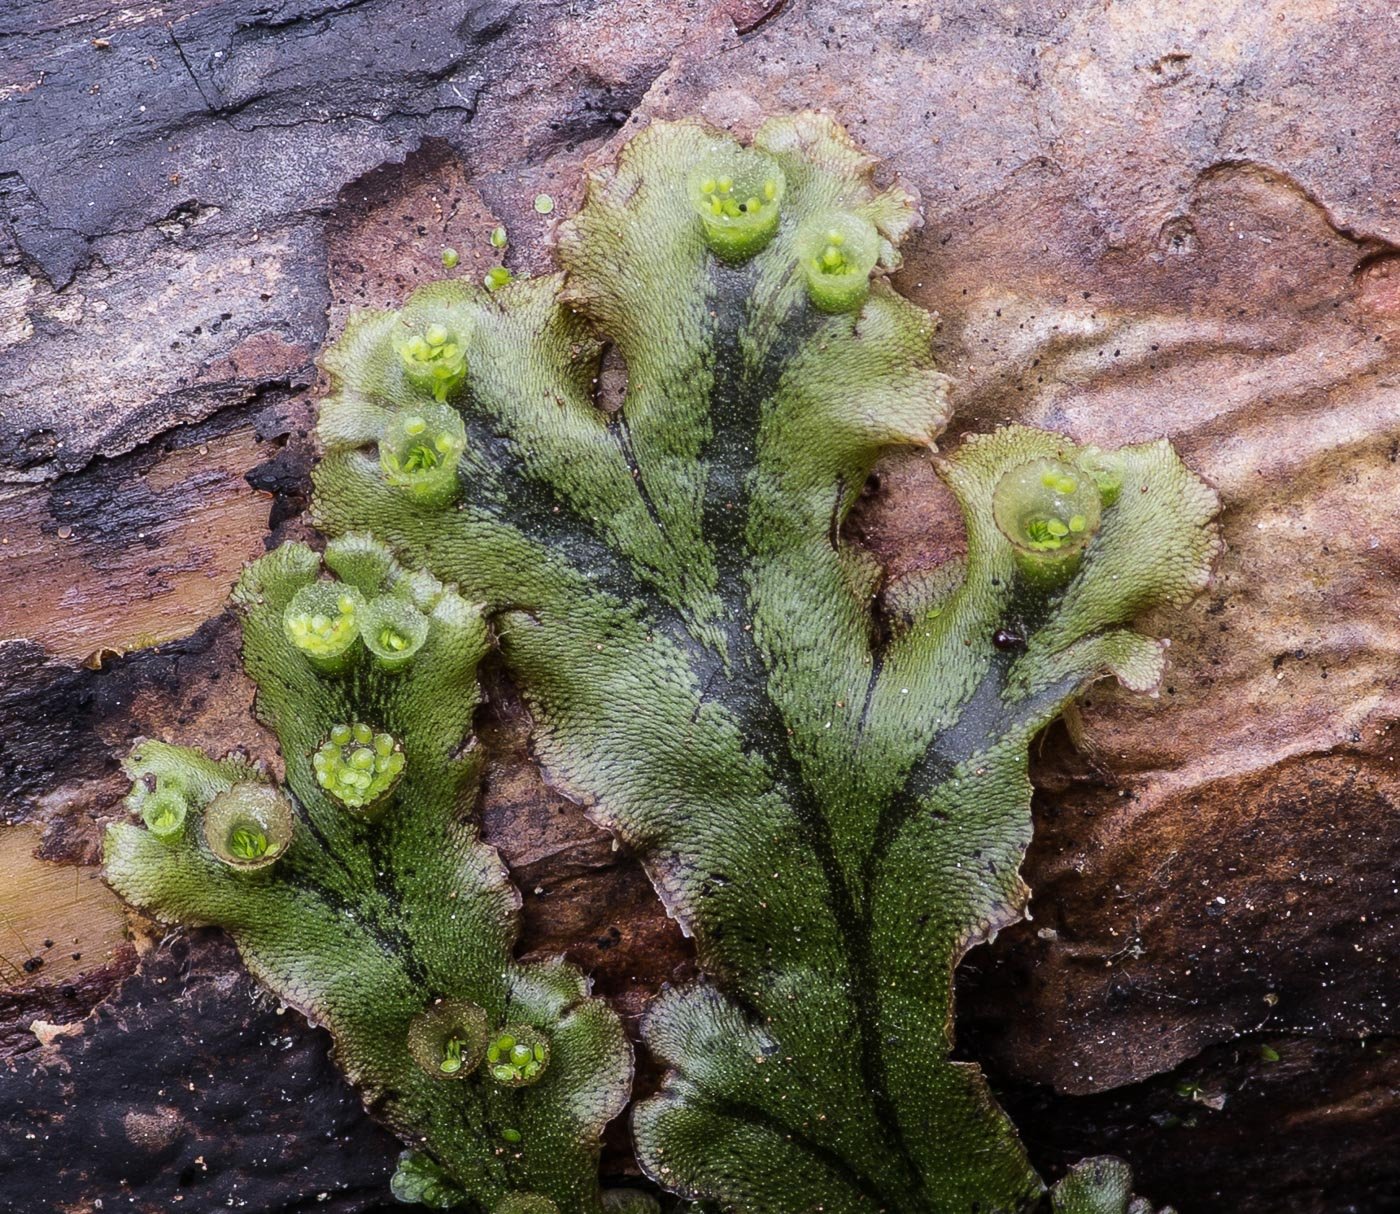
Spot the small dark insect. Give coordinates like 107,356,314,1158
992,628,1025,651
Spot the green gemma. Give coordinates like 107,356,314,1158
106,113,1216,1214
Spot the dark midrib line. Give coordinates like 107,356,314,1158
706,1096,892,1210
461,409,711,674
463,413,642,604
289,791,428,986
276,664,430,989
864,660,1086,892
463,386,698,633
614,414,670,541
694,264,932,1212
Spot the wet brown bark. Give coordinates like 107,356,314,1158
1,2,1396,1211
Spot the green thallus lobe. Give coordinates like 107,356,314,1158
494,1195,560,1214
105,539,632,1214
312,722,406,815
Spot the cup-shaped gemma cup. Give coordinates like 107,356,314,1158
408,999,490,1080
204,783,294,871
992,458,1103,590
795,211,880,314
688,148,786,262
379,403,467,508
360,595,429,673
283,581,364,674
392,316,468,402
312,722,406,820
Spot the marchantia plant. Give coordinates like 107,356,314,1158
104,113,1218,1214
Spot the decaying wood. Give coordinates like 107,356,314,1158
1,2,1396,1211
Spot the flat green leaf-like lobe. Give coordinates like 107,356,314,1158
308,114,1217,1214
104,540,630,1214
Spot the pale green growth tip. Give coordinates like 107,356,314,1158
360,594,429,671
490,224,508,249
534,193,554,214
394,317,468,402
440,247,459,269
407,999,490,1081
795,210,880,313
203,782,294,871
313,721,406,816
484,266,514,291
992,457,1104,579
380,402,467,508
485,1024,550,1087
283,580,364,672
389,1151,467,1209
687,146,786,262
323,532,395,598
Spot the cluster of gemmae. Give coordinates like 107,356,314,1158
312,723,406,813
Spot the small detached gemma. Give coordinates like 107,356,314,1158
688,147,786,262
